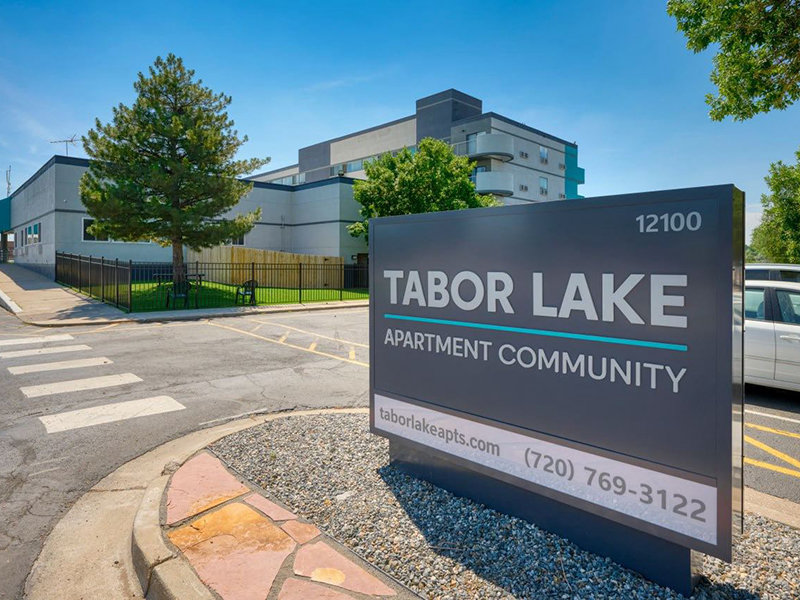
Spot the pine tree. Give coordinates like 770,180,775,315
81,54,268,280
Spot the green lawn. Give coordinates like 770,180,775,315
129,280,368,312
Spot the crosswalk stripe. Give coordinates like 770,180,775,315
39,396,186,433
0,344,92,359
8,357,113,375
20,373,143,398
0,334,74,348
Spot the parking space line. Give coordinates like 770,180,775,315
21,373,143,398
745,435,800,470
0,344,92,359
745,457,800,479
207,322,368,367
746,422,800,441
39,396,185,433
0,334,74,348
745,409,800,426
8,357,113,375
250,320,369,348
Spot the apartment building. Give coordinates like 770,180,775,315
0,89,583,277
251,89,584,204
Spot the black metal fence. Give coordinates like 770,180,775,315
55,252,369,313
55,253,133,311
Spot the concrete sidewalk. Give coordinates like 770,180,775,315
0,263,369,326
0,263,126,323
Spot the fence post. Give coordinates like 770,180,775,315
128,260,133,312
100,257,105,302
298,263,303,304
78,254,83,293
88,255,93,298
115,258,119,308
251,262,255,283
340,264,343,302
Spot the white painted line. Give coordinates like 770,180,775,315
39,396,185,433
21,373,143,399
0,334,74,348
8,357,113,375
0,344,91,359
745,409,800,426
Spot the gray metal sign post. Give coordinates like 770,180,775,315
369,185,744,595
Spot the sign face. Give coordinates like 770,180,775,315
369,185,743,561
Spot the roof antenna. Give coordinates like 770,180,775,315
50,134,78,156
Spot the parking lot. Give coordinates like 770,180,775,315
1,306,799,599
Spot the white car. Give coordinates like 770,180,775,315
745,280,800,392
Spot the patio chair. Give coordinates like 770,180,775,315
166,279,199,309
236,279,257,306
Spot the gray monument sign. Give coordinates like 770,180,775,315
369,185,744,594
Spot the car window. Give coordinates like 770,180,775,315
778,270,800,283
744,288,767,320
745,269,769,281
775,289,800,324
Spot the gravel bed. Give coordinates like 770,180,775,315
211,413,800,600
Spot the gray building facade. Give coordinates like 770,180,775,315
253,89,585,205
0,89,583,277
1,156,364,278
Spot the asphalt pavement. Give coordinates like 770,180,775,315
1,306,799,600
0,307,369,600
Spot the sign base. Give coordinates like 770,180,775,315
389,439,702,596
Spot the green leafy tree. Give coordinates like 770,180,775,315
751,146,800,262
745,244,767,262
668,0,800,120
347,137,498,241
81,54,268,280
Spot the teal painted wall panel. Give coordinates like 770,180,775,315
564,145,585,199
0,197,10,231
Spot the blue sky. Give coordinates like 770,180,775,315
2,1,798,241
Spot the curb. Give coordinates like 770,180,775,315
0,286,22,314
124,408,370,599
11,299,369,327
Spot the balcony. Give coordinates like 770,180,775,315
474,171,514,196
455,133,515,161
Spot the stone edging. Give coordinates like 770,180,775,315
130,407,370,600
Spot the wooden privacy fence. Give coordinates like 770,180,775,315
186,246,344,288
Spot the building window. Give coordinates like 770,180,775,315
470,165,487,184
539,176,548,195
466,133,478,154
83,218,110,242
227,235,245,246
540,146,549,164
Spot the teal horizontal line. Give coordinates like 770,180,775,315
383,314,688,352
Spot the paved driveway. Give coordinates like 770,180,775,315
1,304,799,599
0,307,368,600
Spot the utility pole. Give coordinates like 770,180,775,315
50,134,78,156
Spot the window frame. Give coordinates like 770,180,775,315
775,288,800,325
744,287,768,321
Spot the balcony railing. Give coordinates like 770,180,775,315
474,171,514,196
454,133,515,161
